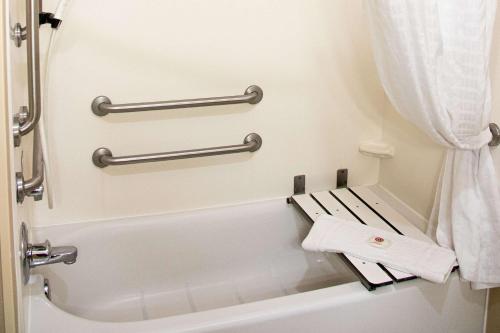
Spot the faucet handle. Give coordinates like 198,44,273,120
28,184,44,201
28,240,51,267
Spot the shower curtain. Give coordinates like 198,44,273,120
365,0,500,289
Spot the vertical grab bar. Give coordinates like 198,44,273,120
21,0,42,134
14,0,45,203
14,0,41,138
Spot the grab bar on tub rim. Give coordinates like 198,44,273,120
91,85,263,116
92,133,263,168
13,0,42,144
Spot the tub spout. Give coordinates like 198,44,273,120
28,240,78,268
49,245,78,265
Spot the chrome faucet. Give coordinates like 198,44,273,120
20,223,78,284
28,240,78,267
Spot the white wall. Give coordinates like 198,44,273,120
32,0,388,226
378,110,444,220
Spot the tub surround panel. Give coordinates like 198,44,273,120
32,0,387,226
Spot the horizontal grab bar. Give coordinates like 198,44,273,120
91,85,263,117
92,133,262,168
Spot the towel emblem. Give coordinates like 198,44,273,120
368,236,391,249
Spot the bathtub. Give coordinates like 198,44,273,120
27,199,486,333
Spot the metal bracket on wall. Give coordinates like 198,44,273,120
337,169,348,188
294,175,306,195
287,175,306,204
39,12,62,29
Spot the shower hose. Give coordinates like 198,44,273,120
39,0,71,208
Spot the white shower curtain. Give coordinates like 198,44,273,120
365,0,500,289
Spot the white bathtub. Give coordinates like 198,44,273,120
27,199,486,333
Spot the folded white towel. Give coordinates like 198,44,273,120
302,215,457,284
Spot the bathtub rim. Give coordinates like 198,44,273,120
28,274,368,327
32,195,296,229
27,272,484,333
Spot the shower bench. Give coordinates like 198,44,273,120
290,186,443,291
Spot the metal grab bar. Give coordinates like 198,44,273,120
91,86,263,116
92,133,263,168
19,0,42,136
16,126,44,203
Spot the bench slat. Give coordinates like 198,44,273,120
291,194,394,289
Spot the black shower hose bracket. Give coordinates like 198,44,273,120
39,12,62,29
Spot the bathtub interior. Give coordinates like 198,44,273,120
33,199,358,322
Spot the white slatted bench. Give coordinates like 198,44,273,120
290,186,436,291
